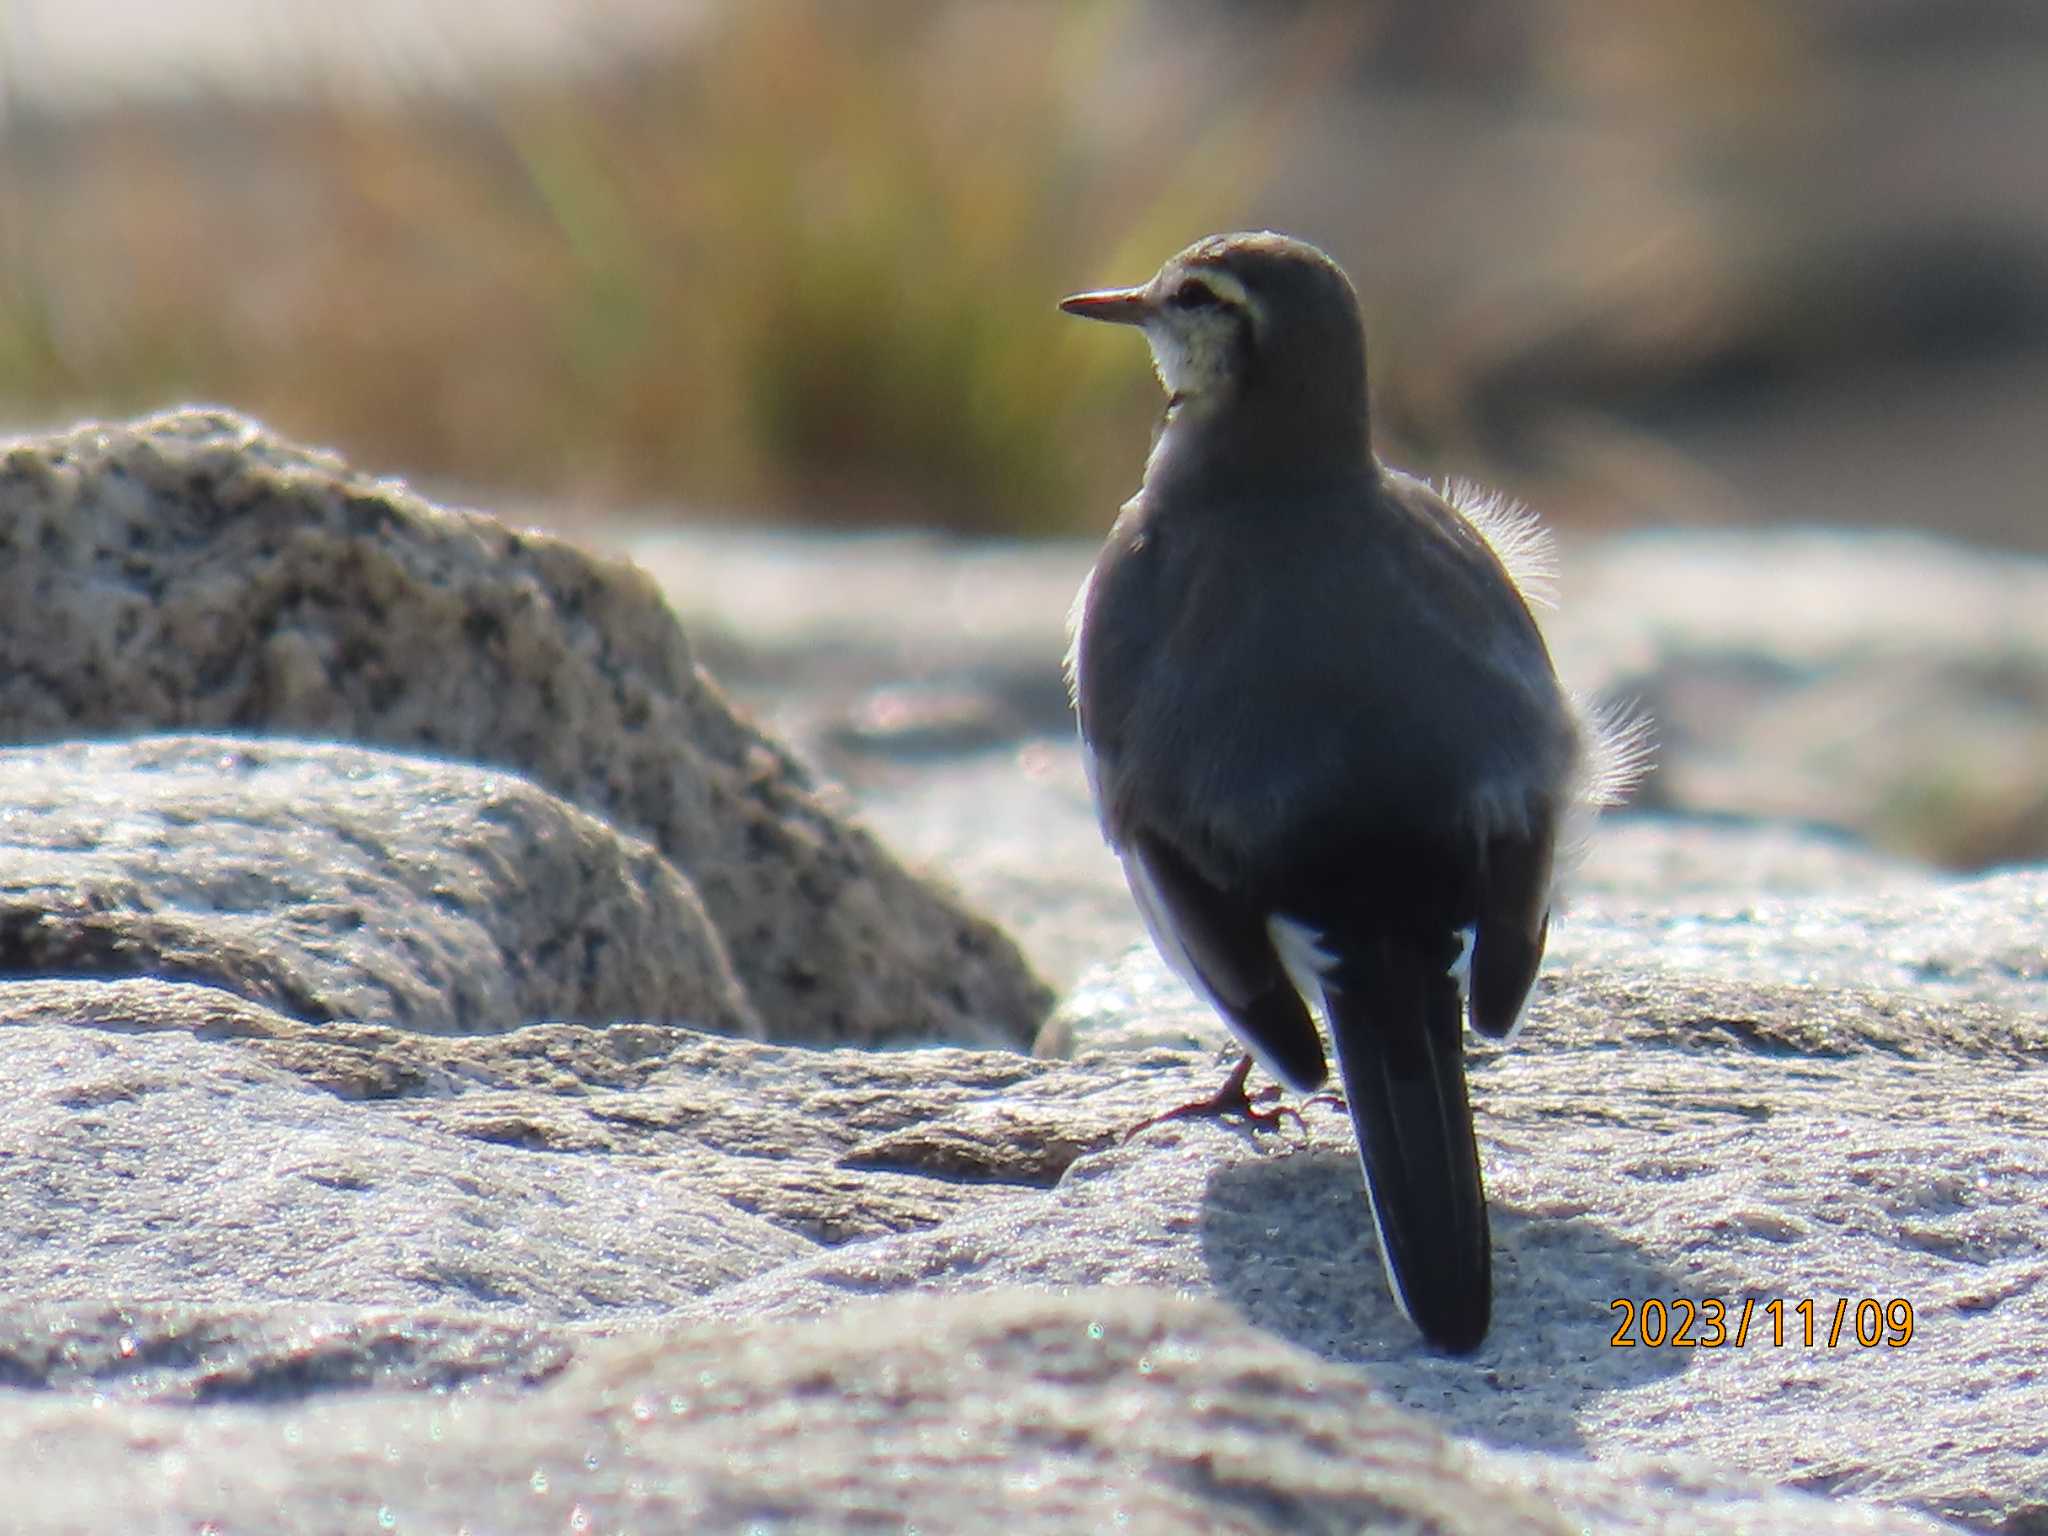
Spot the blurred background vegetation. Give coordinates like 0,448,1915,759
1,0,2044,543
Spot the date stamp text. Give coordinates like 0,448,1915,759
1609,1297,1915,1349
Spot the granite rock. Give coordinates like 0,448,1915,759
1042,826,2047,1060
0,735,760,1038
3,902,2040,1531
1562,529,2048,869
3,423,2041,1530
0,410,1051,1046
8,1286,1961,1536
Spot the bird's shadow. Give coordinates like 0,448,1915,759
1200,1146,1692,1455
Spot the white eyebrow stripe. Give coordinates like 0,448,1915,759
1186,267,1250,310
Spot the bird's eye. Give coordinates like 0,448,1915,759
1168,280,1220,311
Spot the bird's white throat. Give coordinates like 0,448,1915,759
1142,315,1236,402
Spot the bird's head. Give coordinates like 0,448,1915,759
1060,231,1372,480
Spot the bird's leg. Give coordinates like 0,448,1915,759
1125,1052,1311,1142
1241,1068,1349,1119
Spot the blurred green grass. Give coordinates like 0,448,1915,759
0,1,1378,530
3,0,2043,543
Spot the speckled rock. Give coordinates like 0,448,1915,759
4,432,2040,1533
0,735,760,1037
2,924,2039,1530
1041,831,2047,1061
0,410,1051,1046
7,1287,1962,1536
1560,529,2048,868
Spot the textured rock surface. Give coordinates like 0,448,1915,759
4,442,2041,1530
9,1286,1960,1536
3,915,2039,1531
1562,529,2048,869
0,735,759,1037
1044,840,2048,1060
0,410,1051,1046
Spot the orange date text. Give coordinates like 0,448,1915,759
1608,1297,1915,1349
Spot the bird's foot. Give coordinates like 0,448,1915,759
1124,1053,1313,1142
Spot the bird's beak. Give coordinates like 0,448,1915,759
1058,286,1152,325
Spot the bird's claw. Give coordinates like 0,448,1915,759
1124,1054,1330,1143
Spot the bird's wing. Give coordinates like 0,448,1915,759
1466,826,1555,1039
1124,828,1328,1093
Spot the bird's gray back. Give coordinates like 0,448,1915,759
1077,471,1578,889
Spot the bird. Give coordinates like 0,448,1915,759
1059,231,1644,1354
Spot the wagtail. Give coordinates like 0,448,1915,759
1061,231,1642,1354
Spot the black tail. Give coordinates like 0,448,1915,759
1326,935,1491,1354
